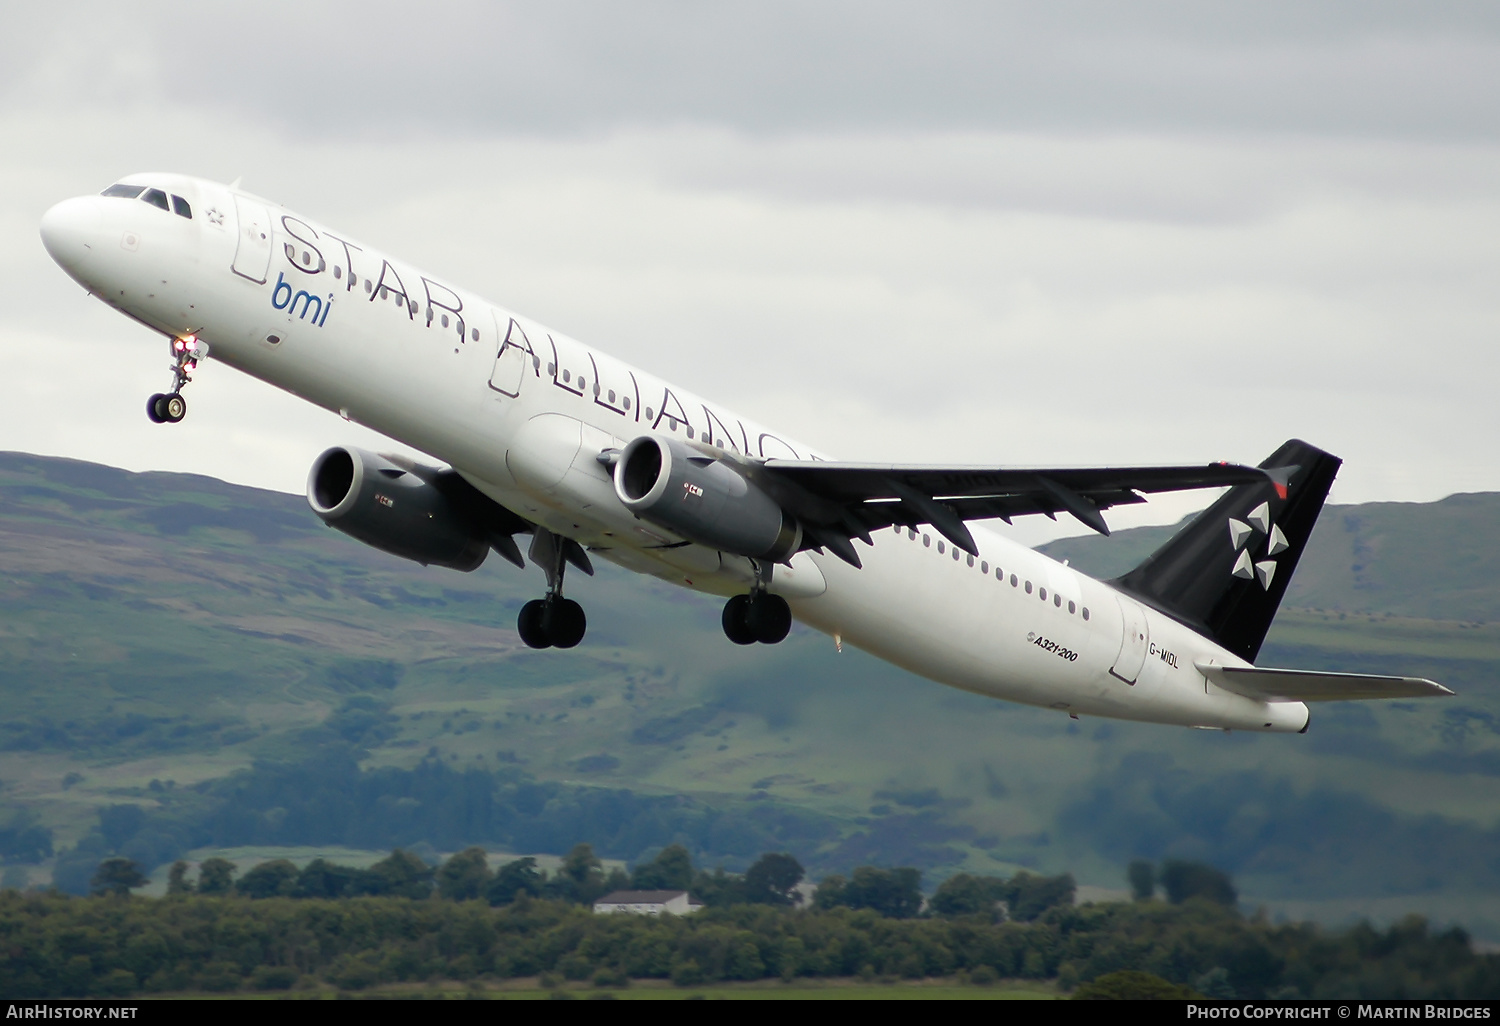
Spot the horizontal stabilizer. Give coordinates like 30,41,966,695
1195,661,1453,703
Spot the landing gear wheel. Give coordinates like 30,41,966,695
162,393,187,423
146,393,166,423
722,594,758,645
546,598,587,649
518,599,551,649
748,594,792,644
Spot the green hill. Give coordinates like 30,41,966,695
1,452,1498,939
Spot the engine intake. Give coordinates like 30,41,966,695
307,446,490,571
613,435,799,561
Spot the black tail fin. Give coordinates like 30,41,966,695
1111,439,1341,663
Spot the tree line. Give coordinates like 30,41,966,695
1,847,1487,999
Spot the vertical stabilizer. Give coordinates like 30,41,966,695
1111,439,1341,662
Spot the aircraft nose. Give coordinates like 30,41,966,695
40,196,104,274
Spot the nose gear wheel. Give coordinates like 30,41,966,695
146,335,205,424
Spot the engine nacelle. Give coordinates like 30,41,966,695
306,446,490,571
613,435,800,561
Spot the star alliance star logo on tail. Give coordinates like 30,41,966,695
1227,501,1287,590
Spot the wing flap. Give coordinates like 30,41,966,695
1195,661,1454,702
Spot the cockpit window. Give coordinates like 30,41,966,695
101,184,145,199
171,195,192,219
141,189,169,211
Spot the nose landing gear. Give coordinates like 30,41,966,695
516,529,593,650
722,560,792,645
147,335,206,425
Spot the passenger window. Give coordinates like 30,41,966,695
1068,601,1076,614
101,184,145,199
623,397,631,410
1010,574,1018,587
471,328,480,342
980,561,987,574
548,363,557,375
967,555,975,568
364,280,372,293
1054,594,1062,607
669,419,678,432
334,266,342,279
645,408,654,419
562,370,570,383
952,548,960,561
594,383,601,397
1025,581,1033,594
141,188,169,211
441,314,449,328
1083,608,1090,621
608,390,616,403
171,195,192,219
923,535,930,547
1039,587,1047,601
908,528,917,540
686,426,694,439
937,541,945,554
578,377,586,391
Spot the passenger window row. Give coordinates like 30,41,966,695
101,183,192,219
901,525,1088,620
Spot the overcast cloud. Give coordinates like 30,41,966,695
2,2,1497,542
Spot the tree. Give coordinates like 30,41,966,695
166,860,193,895
929,873,1004,917
196,858,237,896
1073,970,1199,1000
367,849,434,898
631,844,694,891
437,847,492,901
237,859,298,899
90,857,146,896
487,857,544,906
743,853,804,906
548,843,607,904
1004,871,1075,921
1160,860,1237,907
836,866,924,918
294,858,366,899
1128,860,1155,901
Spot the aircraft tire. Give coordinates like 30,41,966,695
146,393,166,423
722,595,757,645
517,599,551,649
549,599,587,649
749,594,792,644
163,393,187,423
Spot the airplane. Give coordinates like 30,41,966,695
37,173,1452,734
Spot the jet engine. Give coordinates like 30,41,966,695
306,446,491,571
613,435,800,561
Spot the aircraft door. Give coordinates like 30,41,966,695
231,196,273,284
488,311,534,398
1110,595,1150,684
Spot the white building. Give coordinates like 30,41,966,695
593,890,705,915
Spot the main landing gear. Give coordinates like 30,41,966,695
146,335,206,425
517,529,593,650
722,560,791,645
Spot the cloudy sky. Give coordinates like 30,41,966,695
3,1,1498,541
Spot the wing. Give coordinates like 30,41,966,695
741,459,1281,567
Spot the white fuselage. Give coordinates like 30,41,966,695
39,173,1308,733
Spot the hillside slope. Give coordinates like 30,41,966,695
1,452,1497,937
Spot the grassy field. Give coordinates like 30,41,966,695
2,452,1498,937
